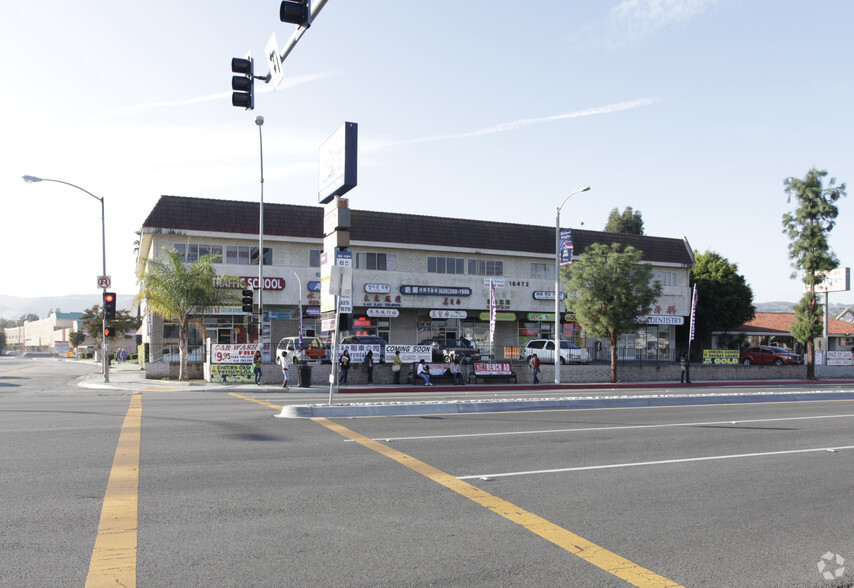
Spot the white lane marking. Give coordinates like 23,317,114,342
351,413,854,442
456,444,854,480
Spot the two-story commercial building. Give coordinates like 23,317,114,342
137,195,694,369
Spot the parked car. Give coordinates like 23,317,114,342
340,335,388,363
275,337,329,364
739,346,802,366
524,339,589,365
419,337,481,363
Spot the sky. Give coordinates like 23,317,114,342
2,0,853,308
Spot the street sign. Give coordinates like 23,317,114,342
97,275,111,289
265,33,284,90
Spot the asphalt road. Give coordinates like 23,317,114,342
3,356,854,587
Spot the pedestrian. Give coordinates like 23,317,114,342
253,350,263,385
364,349,374,385
680,353,691,383
416,359,432,386
392,350,403,384
339,350,351,385
278,350,290,389
530,353,541,384
450,357,464,385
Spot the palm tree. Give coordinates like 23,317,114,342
137,248,239,380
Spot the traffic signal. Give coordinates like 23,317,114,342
280,0,311,26
103,292,117,320
104,326,114,338
231,57,254,110
242,289,254,313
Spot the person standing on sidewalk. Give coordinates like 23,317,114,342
253,350,263,385
339,350,351,385
364,349,375,385
392,350,403,384
680,353,691,383
278,351,290,389
530,353,541,384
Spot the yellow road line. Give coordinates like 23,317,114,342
86,393,142,588
228,391,284,410
312,417,682,587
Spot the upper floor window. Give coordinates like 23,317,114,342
356,252,396,271
653,270,677,287
468,259,503,277
224,245,271,266
428,256,465,274
309,249,321,268
173,243,223,263
530,262,555,279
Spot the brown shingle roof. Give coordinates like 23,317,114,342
142,195,693,264
740,312,854,335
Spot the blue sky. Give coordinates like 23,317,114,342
2,1,852,306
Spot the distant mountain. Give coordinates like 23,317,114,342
0,293,137,320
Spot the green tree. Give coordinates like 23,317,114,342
690,250,756,349
567,242,661,383
79,305,141,348
68,331,86,349
782,167,847,377
136,249,239,380
0,329,6,353
604,207,644,235
19,313,39,324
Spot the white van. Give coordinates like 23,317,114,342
275,337,329,364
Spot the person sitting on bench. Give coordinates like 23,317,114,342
416,359,432,386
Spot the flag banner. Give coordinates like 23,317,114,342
689,284,698,342
489,280,496,347
559,228,574,266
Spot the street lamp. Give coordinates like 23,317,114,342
255,116,265,355
555,185,590,384
23,175,110,383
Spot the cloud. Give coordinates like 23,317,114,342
370,97,657,150
97,72,335,118
570,0,719,50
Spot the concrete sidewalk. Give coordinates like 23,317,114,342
76,360,854,419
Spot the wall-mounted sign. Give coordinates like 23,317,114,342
306,307,321,317
308,281,321,291
218,276,286,290
478,312,516,321
430,310,467,319
401,285,472,296
266,310,298,320
318,121,358,204
527,313,554,322
367,308,399,318
638,315,684,325
484,279,505,288
811,267,851,293
532,290,565,301
365,283,391,294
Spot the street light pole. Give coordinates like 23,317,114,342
22,175,110,383
255,116,265,355
555,185,590,384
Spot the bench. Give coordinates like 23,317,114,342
468,362,517,384
407,363,456,385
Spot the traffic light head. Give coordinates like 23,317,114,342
280,0,311,26
242,289,254,313
103,292,117,320
104,326,113,338
231,57,254,110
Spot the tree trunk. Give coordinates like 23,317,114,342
179,319,189,381
609,330,618,383
806,339,815,379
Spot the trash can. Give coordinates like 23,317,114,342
298,364,312,388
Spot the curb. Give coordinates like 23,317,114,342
275,389,854,418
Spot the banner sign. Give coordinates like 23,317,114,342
827,351,853,366
209,364,253,383
401,285,472,296
367,308,399,317
689,284,698,341
702,349,739,365
211,343,260,364
559,228,574,266
385,344,431,363
340,344,383,363
429,310,467,319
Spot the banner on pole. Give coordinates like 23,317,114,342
689,284,698,342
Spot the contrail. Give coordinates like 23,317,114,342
378,97,657,148
97,72,334,118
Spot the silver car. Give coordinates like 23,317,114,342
524,339,589,365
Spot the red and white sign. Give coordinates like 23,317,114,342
211,343,260,364
97,275,111,289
